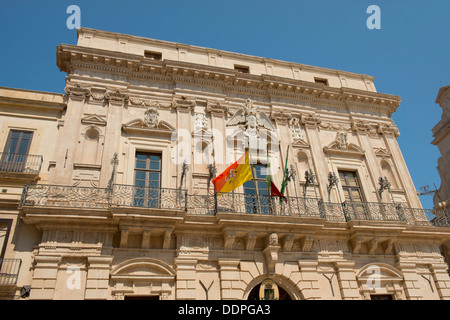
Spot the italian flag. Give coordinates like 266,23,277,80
266,157,287,203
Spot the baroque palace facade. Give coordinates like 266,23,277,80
0,28,449,300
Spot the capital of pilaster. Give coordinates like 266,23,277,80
105,89,130,105
206,101,228,117
172,96,196,113
64,83,91,101
300,113,321,128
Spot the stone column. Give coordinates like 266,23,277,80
334,261,361,300
84,256,113,300
174,258,198,300
218,259,242,300
29,255,61,300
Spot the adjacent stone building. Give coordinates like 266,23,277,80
0,28,449,300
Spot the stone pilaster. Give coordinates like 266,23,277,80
297,261,321,300
29,255,61,300
174,258,197,300
334,261,360,300
84,256,113,300
430,263,450,300
99,89,129,187
218,259,242,300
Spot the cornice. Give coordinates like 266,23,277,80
57,44,401,116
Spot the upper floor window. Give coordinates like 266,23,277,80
1,130,34,172
134,152,162,208
314,77,329,86
243,164,269,214
144,50,162,60
234,65,250,74
339,170,364,203
3,130,33,156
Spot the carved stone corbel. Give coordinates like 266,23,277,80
301,235,314,252
283,234,295,252
367,238,379,255
350,236,364,254
223,231,236,250
163,228,173,249
263,232,281,274
245,233,257,251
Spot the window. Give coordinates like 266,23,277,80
370,294,393,300
314,77,329,86
1,130,33,172
144,50,162,60
134,152,162,208
339,171,364,203
243,164,270,214
234,65,250,74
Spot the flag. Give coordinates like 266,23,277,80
266,157,287,202
212,151,253,194
280,146,289,201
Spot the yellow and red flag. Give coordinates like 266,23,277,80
212,152,253,194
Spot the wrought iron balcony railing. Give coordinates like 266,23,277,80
19,184,450,227
0,153,43,174
0,258,22,286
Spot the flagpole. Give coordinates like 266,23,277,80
247,144,258,214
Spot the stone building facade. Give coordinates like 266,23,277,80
0,28,449,300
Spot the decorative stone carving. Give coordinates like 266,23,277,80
377,124,400,137
172,96,196,112
300,113,321,127
270,109,292,124
268,232,279,246
335,130,348,150
65,83,91,100
105,89,129,103
194,112,208,130
289,117,304,140
144,106,159,128
206,101,229,116
227,99,275,149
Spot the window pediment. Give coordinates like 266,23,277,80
122,118,175,137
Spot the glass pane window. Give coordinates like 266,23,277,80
339,171,364,202
244,164,270,214
134,152,162,208
1,130,34,172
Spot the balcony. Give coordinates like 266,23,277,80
0,259,22,286
0,153,43,182
19,184,450,228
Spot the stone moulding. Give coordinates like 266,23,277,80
57,44,401,116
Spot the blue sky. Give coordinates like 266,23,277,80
0,1,448,209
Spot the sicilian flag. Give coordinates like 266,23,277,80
266,157,287,203
212,151,253,195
